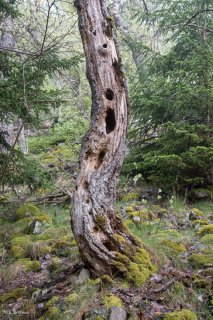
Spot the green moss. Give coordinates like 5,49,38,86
200,234,213,245
16,258,41,272
126,262,150,286
36,213,52,224
191,219,209,226
48,257,62,272
188,254,213,267
103,294,123,308
11,235,32,256
11,235,31,247
16,204,40,219
198,224,213,236
96,214,107,226
65,292,79,303
45,306,60,319
95,316,104,320
125,219,134,228
26,241,51,259
163,309,197,320
121,192,140,201
161,239,186,253
113,234,126,244
0,287,25,303
125,206,134,212
13,217,32,234
10,245,25,258
191,208,204,217
46,296,59,307
101,275,114,284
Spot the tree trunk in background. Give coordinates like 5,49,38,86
0,3,28,155
71,0,150,279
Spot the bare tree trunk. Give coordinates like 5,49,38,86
71,0,154,283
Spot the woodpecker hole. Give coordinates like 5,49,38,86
103,43,108,48
83,180,89,190
105,88,114,101
106,108,116,134
93,226,99,233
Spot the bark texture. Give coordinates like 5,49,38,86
71,0,154,281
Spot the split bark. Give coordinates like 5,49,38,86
72,0,140,277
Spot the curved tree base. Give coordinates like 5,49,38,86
71,0,156,286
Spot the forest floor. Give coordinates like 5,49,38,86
0,190,212,320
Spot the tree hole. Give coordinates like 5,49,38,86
105,88,114,101
97,150,105,167
103,240,115,251
106,108,116,134
103,43,107,48
93,226,99,233
93,30,96,36
83,180,89,190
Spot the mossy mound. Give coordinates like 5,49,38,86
198,224,213,236
200,234,213,245
160,239,186,253
65,292,79,303
16,204,40,219
114,246,156,287
15,258,41,272
0,287,25,303
163,309,197,320
125,206,134,213
191,219,209,227
188,254,213,267
103,294,123,308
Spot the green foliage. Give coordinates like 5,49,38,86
125,0,213,193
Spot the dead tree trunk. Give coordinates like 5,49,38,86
72,0,154,283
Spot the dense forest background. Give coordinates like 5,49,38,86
0,1,212,320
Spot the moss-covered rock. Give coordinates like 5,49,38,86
188,254,213,267
16,204,40,219
160,239,186,253
198,224,213,236
0,287,25,303
103,294,123,308
163,309,197,320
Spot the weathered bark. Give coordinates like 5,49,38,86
71,0,145,278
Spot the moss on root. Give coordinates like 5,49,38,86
163,309,197,320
